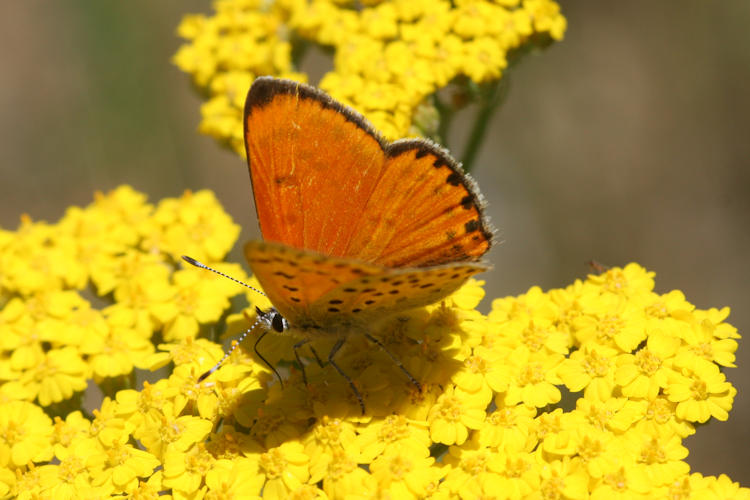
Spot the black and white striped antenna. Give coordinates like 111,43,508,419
181,255,284,385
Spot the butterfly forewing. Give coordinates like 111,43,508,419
244,78,494,267
245,79,386,257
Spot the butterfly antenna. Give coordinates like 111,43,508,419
197,315,264,382
181,255,266,297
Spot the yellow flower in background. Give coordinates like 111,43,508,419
174,0,567,153
0,185,747,498
0,401,54,468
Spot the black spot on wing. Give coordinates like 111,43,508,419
465,220,480,233
446,172,462,186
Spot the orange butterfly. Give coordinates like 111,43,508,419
194,77,494,413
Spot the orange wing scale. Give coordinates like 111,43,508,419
345,142,491,267
244,240,385,322
244,78,493,269
245,240,490,333
245,86,385,256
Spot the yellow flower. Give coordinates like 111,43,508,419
321,447,376,499
49,437,108,497
114,380,180,431
574,397,645,434
537,408,585,458
136,402,214,460
0,401,54,467
369,448,442,499
472,404,537,452
572,294,648,352
673,311,739,368
204,457,265,499
79,319,154,380
614,331,680,400
1,187,746,498
5,463,68,499
631,395,693,440
451,345,509,404
259,441,310,499
624,430,690,487
147,190,241,263
16,347,89,406
665,361,736,423
701,473,750,500
162,442,216,494
587,263,655,299
124,470,166,499
108,262,176,330
427,386,486,445
524,0,567,40
162,264,244,341
359,2,399,40
557,343,618,401
88,248,164,297
461,36,508,83
62,185,153,260
356,414,431,463
501,346,563,408
441,444,507,495
303,415,359,482
589,465,654,500
175,0,567,145
0,218,87,294
50,411,91,457
537,457,589,500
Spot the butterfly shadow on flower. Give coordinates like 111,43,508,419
214,301,469,443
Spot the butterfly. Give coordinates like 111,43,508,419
205,77,493,413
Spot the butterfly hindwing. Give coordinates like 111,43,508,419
310,261,490,324
244,240,385,322
246,240,490,331
344,140,493,267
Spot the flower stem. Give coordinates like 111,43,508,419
460,76,510,173
434,93,454,147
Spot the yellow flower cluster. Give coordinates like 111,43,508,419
0,186,241,407
173,0,566,151
0,186,746,498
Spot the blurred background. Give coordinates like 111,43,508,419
1,0,748,483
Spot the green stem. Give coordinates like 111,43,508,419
434,93,454,148
290,34,310,70
99,374,131,400
430,442,449,460
460,76,510,173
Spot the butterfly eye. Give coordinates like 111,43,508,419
271,312,286,333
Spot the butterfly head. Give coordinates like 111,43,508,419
256,306,288,334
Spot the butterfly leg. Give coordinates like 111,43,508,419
327,339,366,414
292,339,312,386
364,333,422,393
308,346,325,367
254,330,285,388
